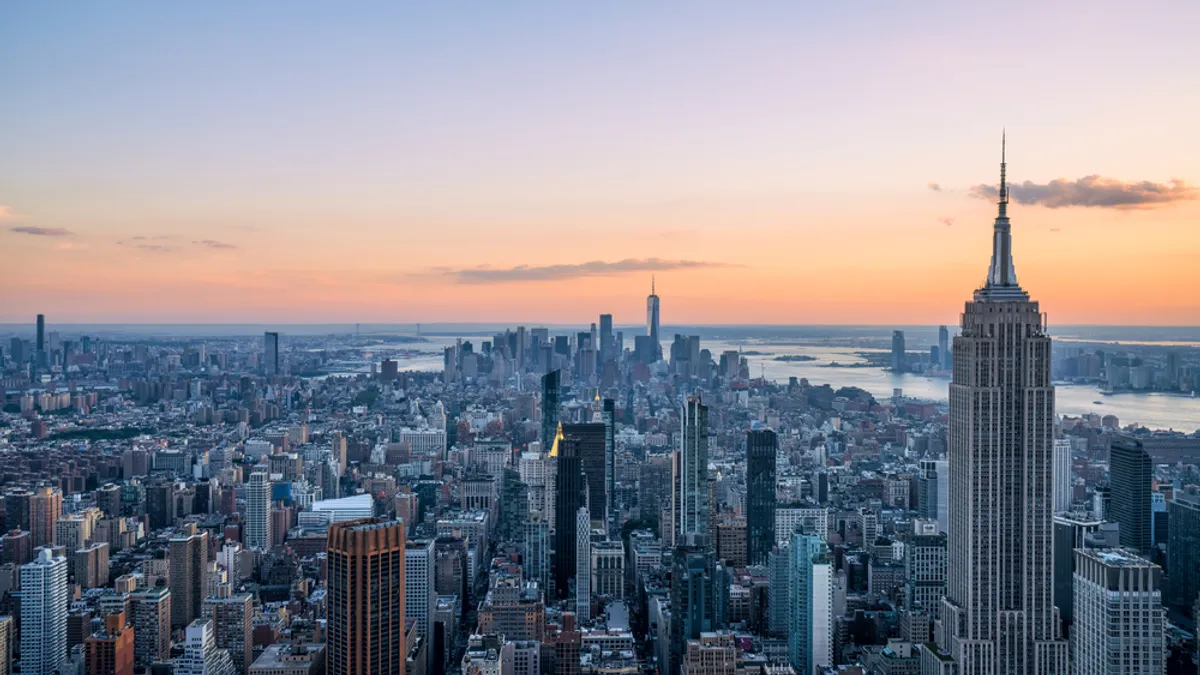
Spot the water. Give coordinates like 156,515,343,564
316,336,1200,432
702,340,1200,433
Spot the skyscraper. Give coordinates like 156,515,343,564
602,398,616,536
202,584,254,675
1052,438,1073,513
1071,549,1164,675
929,137,1068,674
890,330,906,372
575,506,591,618
20,549,69,675
552,424,587,601
788,531,833,675
175,619,235,675
404,539,436,639
36,313,45,365
599,313,613,362
0,615,12,675
646,277,661,361
169,523,211,628
30,485,62,548
130,585,172,667
674,396,709,546
1109,436,1152,552
263,331,279,376
541,370,559,451
938,325,950,370
669,545,717,675
917,459,949,534
746,429,777,566
1167,488,1200,612
244,472,273,550
575,421,607,529
326,519,406,675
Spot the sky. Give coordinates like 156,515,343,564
2,1,1198,326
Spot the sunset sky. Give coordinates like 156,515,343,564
2,1,1198,325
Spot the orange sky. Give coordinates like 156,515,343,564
2,3,1198,325
3,190,1197,325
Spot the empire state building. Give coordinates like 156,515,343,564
923,137,1068,675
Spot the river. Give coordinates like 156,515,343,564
318,336,1200,432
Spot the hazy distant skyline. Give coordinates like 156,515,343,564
2,1,1198,324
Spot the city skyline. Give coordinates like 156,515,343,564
1,5,1196,675
3,2,1199,325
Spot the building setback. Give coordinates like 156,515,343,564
924,138,1068,673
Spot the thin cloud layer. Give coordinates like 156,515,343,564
928,183,942,192
11,226,73,236
969,175,1197,209
449,258,736,284
194,239,237,250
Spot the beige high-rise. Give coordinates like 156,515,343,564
169,524,211,628
926,137,1068,675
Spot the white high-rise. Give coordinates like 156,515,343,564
575,506,591,618
926,137,1068,674
1053,438,1073,513
244,472,272,550
788,531,833,675
1071,549,1164,674
176,619,236,675
404,539,436,636
20,549,69,675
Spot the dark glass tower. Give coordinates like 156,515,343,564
668,545,716,675
1109,436,1152,552
646,278,661,360
599,314,614,362
541,370,560,452
746,429,777,566
602,398,616,536
573,422,607,531
552,424,586,601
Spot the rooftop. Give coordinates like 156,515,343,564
311,493,372,511
1081,548,1157,568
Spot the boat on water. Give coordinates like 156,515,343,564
1093,401,1103,405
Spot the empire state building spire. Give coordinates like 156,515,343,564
978,130,1028,301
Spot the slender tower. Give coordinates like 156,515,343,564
646,277,661,360
926,135,1068,675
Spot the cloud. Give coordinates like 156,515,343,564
194,239,237,250
11,226,73,236
445,258,737,284
969,176,1198,209
928,183,942,192
939,217,955,227
118,236,176,253
121,242,175,252
0,205,15,220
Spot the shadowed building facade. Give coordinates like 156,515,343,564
552,424,588,601
746,429,777,566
